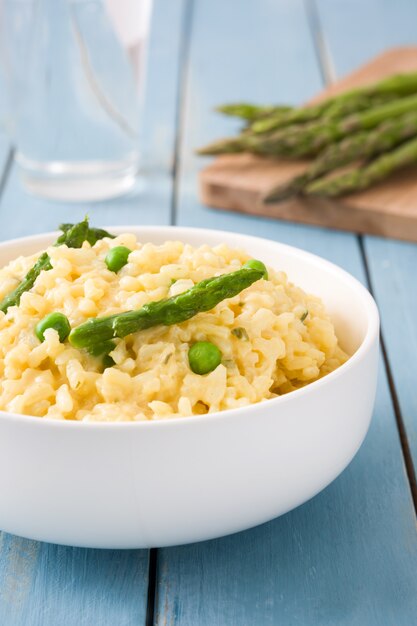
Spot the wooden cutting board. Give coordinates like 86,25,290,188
199,47,417,242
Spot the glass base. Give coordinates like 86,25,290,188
16,153,139,202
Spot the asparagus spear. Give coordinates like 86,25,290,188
251,93,375,134
197,137,250,156
216,103,292,121
264,110,417,202
69,265,265,352
200,93,417,158
277,92,417,155
322,92,391,121
0,219,114,313
0,253,53,314
305,135,417,197
251,92,392,134
251,72,417,133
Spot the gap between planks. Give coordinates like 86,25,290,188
146,1,196,623
305,0,417,513
170,0,196,227
146,549,158,626
0,148,15,206
304,0,337,85
358,236,417,514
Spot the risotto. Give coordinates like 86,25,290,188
0,227,348,421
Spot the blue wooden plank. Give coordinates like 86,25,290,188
175,0,360,266
363,237,417,464
315,0,417,77
142,0,190,173
0,166,173,241
156,362,417,626
0,1,188,624
0,535,149,626
156,0,417,624
316,0,417,477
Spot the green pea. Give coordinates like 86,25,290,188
105,246,131,272
188,341,222,375
243,259,268,279
35,312,71,343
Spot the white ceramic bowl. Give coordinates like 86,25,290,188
0,227,379,549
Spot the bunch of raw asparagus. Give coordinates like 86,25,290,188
197,73,417,202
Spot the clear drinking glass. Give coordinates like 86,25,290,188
0,0,152,201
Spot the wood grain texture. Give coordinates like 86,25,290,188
316,0,417,495
0,0,188,624
156,0,417,624
0,536,149,626
199,47,417,242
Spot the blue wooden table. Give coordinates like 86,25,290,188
1,1,417,624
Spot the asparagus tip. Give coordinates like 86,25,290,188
196,138,244,156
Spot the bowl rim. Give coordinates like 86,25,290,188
0,225,379,430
